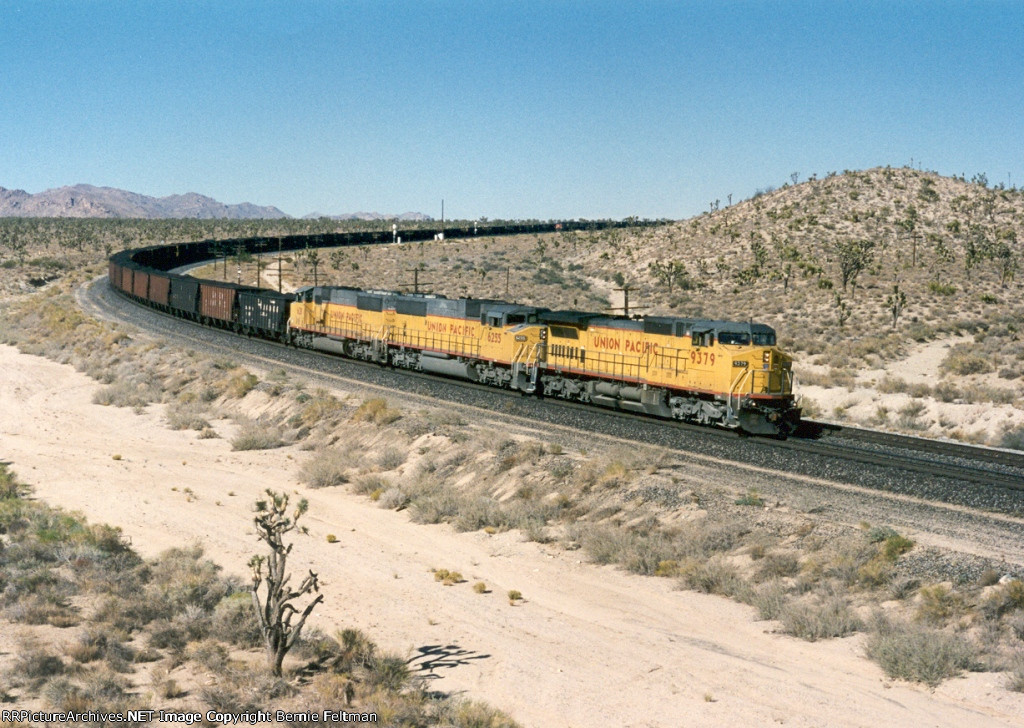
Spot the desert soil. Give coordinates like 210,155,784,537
2,344,1023,727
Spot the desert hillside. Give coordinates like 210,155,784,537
3,166,1024,444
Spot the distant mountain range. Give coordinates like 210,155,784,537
0,184,430,221
301,211,432,222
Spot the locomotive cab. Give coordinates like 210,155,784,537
713,322,798,434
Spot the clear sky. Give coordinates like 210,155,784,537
2,1,1022,220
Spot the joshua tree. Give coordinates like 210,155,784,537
249,489,323,676
886,283,907,330
831,238,875,293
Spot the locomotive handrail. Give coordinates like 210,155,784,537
728,367,753,418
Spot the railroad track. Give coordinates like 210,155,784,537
81,276,1024,513
810,420,1024,470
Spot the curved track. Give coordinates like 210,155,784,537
82,275,1024,515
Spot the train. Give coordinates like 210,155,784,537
107,222,799,435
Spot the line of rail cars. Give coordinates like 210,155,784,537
108,223,798,435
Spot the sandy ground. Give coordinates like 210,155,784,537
2,344,1023,727
797,336,1024,442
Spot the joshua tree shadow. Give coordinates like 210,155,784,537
408,643,491,681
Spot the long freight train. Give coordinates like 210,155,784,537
108,224,799,435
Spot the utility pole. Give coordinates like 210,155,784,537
403,267,434,294
277,237,283,294
608,286,647,317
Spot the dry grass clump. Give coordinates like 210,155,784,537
352,396,402,425
299,448,350,488
230,418,284,451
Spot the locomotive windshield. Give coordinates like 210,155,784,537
752,332,776,346
718,332,751,346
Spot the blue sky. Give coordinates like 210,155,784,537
2,1,1022,220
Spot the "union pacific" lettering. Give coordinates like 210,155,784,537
426,320,477,336
591,334,659,355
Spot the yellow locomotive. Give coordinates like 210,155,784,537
289,286,798,435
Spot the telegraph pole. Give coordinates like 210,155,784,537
403,267,434,294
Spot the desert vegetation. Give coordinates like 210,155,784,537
0,463,521,724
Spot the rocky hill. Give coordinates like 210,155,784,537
0,184,288,219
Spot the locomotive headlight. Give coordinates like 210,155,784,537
762,351,771,362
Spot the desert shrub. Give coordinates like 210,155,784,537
188,639,231,672
147,620,189,651
377,487,409,510
678,556,747,598
755,553,800,581
352,474,390,496
897,401,927,429
493,439,546,473
362,653,410,692
291,627,342,662
0,463,27,499
226,370,258,398
299,389,345,426
11,640,65,686
928,281,956,296
452,495,505,532
92,592,167,632
1001,426,1024,452
299,449,350,488
865,616,979,686
916,584,968,625
752,580,789,620
735,489,765,506
932,381,961,402
376,447,407,470
165,401,210,431
981,579,1024,619
69,626,135,670
1008,653,1024,692
200,665,293,713
942,345,992,375
580,526,677,576
230,419,283,451
780,597,861,641
333,628,377,673
436,699,521,728
352,397,401,426
410,489,464,525
92,380,157,408
145,544,233,615
881,534,914,561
